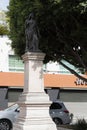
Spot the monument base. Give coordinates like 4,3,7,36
14,124,57,130
13,92,57,130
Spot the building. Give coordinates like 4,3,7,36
0,35,87,122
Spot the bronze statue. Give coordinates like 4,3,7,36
25,13,40,52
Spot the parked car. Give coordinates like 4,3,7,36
0,101,72,130
0,104,19,130
49,100,72,125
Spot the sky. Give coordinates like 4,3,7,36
0,0,9,11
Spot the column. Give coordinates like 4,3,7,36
13,52,57,130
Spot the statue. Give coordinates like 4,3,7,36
25,12,41,52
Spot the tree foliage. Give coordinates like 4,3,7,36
8,0,87,75
0,11,9,35
0,24,8,35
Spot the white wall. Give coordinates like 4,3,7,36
0,36,12,72
65,102,87,124
46,61,60,73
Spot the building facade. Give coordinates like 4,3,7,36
0,36,87,123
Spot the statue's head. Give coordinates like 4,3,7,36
29,12,35,20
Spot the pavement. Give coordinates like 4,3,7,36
57,127,72,130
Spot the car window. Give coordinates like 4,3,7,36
50,103,62,109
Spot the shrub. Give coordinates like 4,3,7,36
73,119,87,130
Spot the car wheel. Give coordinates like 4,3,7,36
0,119,12,130
53,118,62,125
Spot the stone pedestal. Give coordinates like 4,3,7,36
13,52,57,130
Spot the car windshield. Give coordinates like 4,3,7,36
5,104,19,111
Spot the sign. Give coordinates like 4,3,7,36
75,78,87,85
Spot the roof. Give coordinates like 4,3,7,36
0,72,87,88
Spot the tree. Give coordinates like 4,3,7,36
7,0,87,80
0,11,9,35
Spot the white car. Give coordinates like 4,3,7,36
0,104,19,130
49,100,72,125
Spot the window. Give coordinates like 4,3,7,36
9,55,24,72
